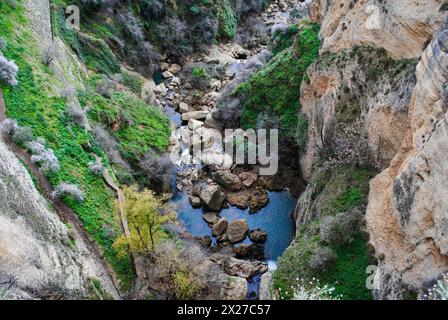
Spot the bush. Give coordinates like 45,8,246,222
0,54,18,86
68,102,90,129
309,247,336,271
139,150,174,192
0,118,19,136
279,278,340,300
128,42,160,77
147,240,216,299
320,211,361,246
28,140,61,174
12,126,34,144
52,183,84,202
41,44,56,66
1,118,34,144
88,160,104,176
191,67,211,90
138,0,165,20
96,77,117,98
93,125,127,167
423,274,448,300
156,17,192,61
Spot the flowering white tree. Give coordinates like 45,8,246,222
279,278,341,301
52,183,84,202
0,54,18,86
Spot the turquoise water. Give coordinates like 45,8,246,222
173,190,297,261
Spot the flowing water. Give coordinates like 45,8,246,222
173,190,296,262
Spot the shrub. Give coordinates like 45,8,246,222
320,211,361,246
96,77,117,98
279,278,340,300
156,17,192,61
0,54,18,86
0,118,19,136
139,150,174,192
41,44,56,66
93,125,130,170
138,0,165,20
0,119,34,143
59,86,77,99
127,41,160,77
68,102,90,129
147,240,213,299
191,67,211,90
88,160,104,176
424,274,448,300
309,247,336,271
12,126,34,144
52,183,84,202
28,140,61,174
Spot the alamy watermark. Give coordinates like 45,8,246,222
66,5,80,30
170,128,279,176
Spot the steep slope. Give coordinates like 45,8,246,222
272,0,448,300
366,20,448,299
311,0,446,58
0,138,119,299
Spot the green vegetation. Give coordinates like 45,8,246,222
271,24,299,56
78,84,171,168
121,71,143,96
274,166,376,300
0,0,134,290
216,0,238,38
237,22,320,147
113,185,175,256
192,66,210,79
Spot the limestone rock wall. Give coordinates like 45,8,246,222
366,20,448,299
0,140,117,299
311,0,446,59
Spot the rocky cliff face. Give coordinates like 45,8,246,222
297,0,448,299
0,139,117,299
311,0,446,58
366,20,448,299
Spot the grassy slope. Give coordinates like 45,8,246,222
237,22,320,146
0,1,135,290
273,166,376,300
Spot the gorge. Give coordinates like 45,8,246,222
1,0,448,301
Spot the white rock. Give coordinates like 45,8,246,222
162,71,173,79
182,111,209,121
179,102,189,113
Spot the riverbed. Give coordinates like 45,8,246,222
173,190,296,264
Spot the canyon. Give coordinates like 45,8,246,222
0,0,448,301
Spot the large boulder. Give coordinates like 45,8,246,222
199,185,226,211
249,229,267,244
213,170,243,191
182,111,209,121
233,243,265,260
239,171,258,187
203,212,219,225
227,219,249,244
212,218,228,237
223,257,262,279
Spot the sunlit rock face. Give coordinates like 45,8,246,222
366,19,448,299
311,0,446,59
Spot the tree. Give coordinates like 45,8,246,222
147,240,218,299
114,185,174,256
